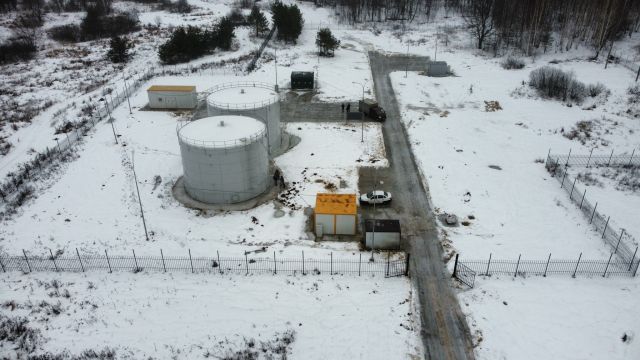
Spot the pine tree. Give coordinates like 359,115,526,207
214,16,235,50
248,5,268,36
271,1,304,44
107,35,131,63
315,28,340,56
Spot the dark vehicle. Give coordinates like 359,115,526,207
358,99,386,121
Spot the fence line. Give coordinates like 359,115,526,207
0,249,409,278
545,151,638,263
453,253,640,287
547,149,638,168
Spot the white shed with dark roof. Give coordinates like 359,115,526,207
364,219,401,250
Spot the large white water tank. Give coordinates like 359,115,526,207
177,115,269,204
206,82,281,154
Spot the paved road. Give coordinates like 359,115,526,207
367,52,475,360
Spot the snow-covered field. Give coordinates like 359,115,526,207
391,56,640,259
0,272,422,359
460,277,640,360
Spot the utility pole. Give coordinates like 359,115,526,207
352,81,365,143
274,48,279,92
405,43,409,78
132,151,149,241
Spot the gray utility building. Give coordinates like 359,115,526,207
427,61,449,77
291,71,314,90
176,115,269,204
147,85,198,109
206,82,281,155
364,219,401,250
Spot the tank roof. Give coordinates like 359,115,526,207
207,82,278,109
178,115,265,145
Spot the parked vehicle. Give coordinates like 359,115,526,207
360,190,392,205
358,99,387,121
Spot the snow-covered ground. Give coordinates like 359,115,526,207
0,272,422,359
459,277,640,360
390,56,640,259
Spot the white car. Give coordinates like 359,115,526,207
360,190,392,205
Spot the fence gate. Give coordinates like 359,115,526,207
452,254,476,288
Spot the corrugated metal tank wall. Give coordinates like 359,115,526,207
178,126,269,205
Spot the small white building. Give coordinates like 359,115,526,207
364,219,401,250
314,193,357,237
147,85,197,109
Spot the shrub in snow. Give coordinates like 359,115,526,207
528,66,607,103
49,24,81,43
0,314,41,353
501,56,525,70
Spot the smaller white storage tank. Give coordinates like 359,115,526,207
148,85,198,109
364,219,401,250
206,82,280,154
177,115,269,204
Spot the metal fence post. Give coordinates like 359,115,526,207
485,253,492,276
579,189,587,210
564,148,572,167
302,251,305,275
245,252,249,275
607,149,614,167
330,252,333,275
452,254,459,278
160,249,166,272
359,253,362,276
543,253,551,277
105,249,112,273
404,253,410,276
133,249,140,272
560,170,567,188
49,249,59,271
188,249,194,273
386,251,390,277
586,148,593,168
76,248,84,272
603,253,613,277
628,149,635,168
514,254,521,278
614,230,625,254
589,202,598,224
217,250,221,274
602,216,610,239
273,252,277,275
572,253,582,278
628,247,638,271
569,178,577,199
22,249,32,273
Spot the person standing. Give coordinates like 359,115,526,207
346,103,351,112
273,169,280,186
341,103,345,113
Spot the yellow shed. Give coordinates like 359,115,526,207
314,193,357,236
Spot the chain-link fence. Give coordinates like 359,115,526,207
546,152,638,263
0,249,409,277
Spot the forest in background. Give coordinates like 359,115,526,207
317,0,640,57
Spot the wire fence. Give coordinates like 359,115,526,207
545,151,638,263
0,249,409,277
453,252,640,288
547,149,639,168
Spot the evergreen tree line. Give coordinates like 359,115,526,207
326,0,640,56
158,17,235,64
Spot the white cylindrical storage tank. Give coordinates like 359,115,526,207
177,115,269,204
206,82,281,154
